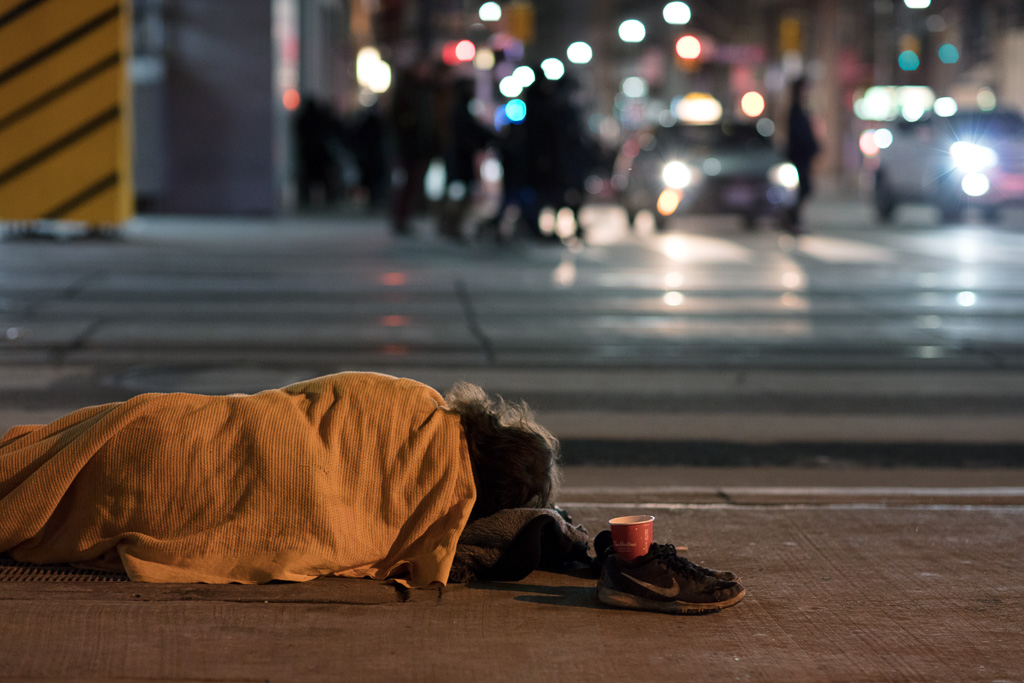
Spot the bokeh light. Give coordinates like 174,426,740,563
977,87,997,111
662,1,691,24
902,101,925,122
859,129,880,156
540,57,565,81
657,189,682,216
675,35,702,59
441,41,460,65
566,41,593,64
740,91,765,117
961,173,990,197
702,157,721,176
933,97,958,117
618,19,646,43
512,65,536,88
498,76,523,98
662,161,692,189
478,1,501,21
898,50,920,71
454,40,476,62
938,43,959,63
621,76,648,98
663,291,685,306
505,99,527,123
675,92,722,124
873,128,893,149
282,88,301,110
356,47,392,94
956,291,977,307
474,48,496,70
904,0,930,7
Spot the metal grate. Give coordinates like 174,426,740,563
0,556,128,582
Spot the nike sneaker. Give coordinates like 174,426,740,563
592,529,739,583
596,542,746,614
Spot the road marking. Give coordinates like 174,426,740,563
563,486,1024,497
795,235,897,263
562,501,1024,512
542,411,1024,442
652,234,754,263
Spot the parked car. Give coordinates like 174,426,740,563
616,121,800,231
874,109,1024,222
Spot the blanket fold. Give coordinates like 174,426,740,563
448,507,591,583
0,372,477,587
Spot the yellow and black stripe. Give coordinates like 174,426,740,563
0,0,133,224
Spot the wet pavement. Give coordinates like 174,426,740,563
2,194,1024,679
2,194,1023,456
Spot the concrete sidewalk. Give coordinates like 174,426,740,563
2,482,1022,681
3,200,1023,680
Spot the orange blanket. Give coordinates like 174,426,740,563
0,372,476,586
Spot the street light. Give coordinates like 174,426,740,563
675,35,701,60
540,58,565,81
512,65,536,88
663,2,691,25
618,19,645,43
478,1,501,22
498,76,523,98
566,41,593,64
740,91,765,117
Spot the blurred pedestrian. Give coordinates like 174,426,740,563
551,76,594,238
439,78,495,239
295,97,340,207
390,62,443,235
347,104,389,209
521,71,561,239
786,77,819,231
519,72,594,241
479,117,536,241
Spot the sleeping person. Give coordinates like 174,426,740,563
0,372,560,586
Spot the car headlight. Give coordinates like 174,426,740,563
767,162,799,190
949,141,998,172
662,161,693,190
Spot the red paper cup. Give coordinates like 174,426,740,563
608,515,655,561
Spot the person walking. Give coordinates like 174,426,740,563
390,62,443,235
438,79,495,239
786,77,819,232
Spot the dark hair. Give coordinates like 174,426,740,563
444,382,560,520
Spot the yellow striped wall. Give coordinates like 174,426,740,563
0,0,134,224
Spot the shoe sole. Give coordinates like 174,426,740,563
596,583,746,615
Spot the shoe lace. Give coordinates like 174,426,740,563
651,543,706,582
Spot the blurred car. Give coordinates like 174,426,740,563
874,110,1024,222
616,121,800,231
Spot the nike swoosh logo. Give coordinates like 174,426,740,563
620,571,680,598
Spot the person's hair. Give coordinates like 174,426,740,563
444,382,560,519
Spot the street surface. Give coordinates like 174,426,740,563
2,191,1024,681
2,191,1023,462
2,491,1022,681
